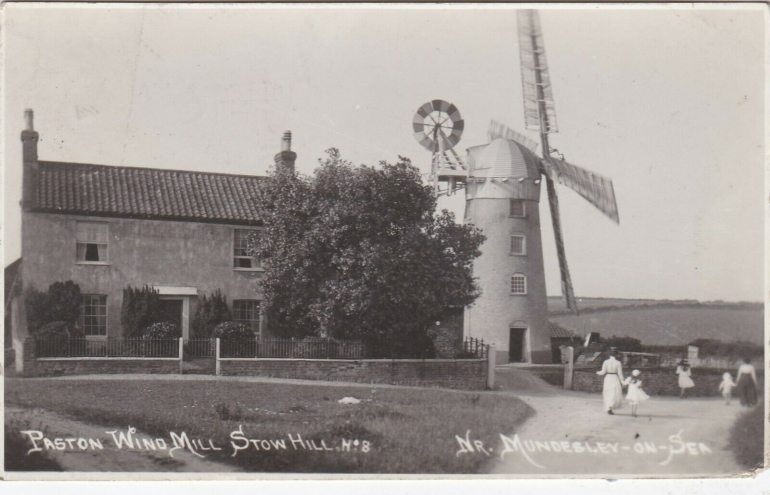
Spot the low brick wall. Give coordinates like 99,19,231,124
31,358,180,376
20,338,181,377
219,358,488,390
572,366,765,397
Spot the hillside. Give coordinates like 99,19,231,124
550,306,764,346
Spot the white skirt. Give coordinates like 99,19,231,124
603,374,624,410
626,384,650,403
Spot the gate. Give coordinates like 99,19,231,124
183,338,216,374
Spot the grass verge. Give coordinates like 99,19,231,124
5,419,63,472
5,378,532,473
727,405,764,472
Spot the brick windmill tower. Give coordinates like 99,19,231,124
413,10,620,364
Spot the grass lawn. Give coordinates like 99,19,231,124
5,378,532,473
728,405,765,472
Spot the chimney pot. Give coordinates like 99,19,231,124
24,109,34,131
274,130,297,174
281,131,292,152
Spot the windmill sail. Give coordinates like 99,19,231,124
545,178,579,314
487,120,539,153
518,10,558,134
541,157,620,224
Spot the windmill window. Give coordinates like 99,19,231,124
233,300,261,336
510,234,526,255
76,222,109,263
234,229,261,270
511,274,527,295
79,294,107,337
510,199,526,218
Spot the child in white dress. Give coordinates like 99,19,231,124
623,369,650,417
718,372,736,405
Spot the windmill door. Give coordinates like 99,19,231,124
509,327,527,363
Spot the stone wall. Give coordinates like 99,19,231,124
19,338,181,377
219,358,488,390
572,366,765,397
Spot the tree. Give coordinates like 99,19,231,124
121,285,164,338
251,149,485,354
24,281,82,334
191,289,232,338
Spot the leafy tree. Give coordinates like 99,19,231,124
251,149,485,354
121,285,164,338
47,281,82,324
24,281,82,334
191,289,232,338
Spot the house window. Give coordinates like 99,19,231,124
79,295,107,337
233,300,260,335
464,201,471,220
511,274,527,295
510,199,526,218
233,229,260,269
76,222,109,263
510,234,526,255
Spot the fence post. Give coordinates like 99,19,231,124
563,346,574,390
486,344,496,390
215,338,221,376
178,338,184,375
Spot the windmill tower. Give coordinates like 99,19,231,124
414,10,620,364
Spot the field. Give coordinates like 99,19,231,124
551,306,764,345
5,378,532,473
547,296,666,313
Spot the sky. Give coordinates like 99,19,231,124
1,4,766,302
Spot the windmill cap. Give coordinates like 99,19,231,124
468,138,541,180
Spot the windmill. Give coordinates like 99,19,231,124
414,10,620,364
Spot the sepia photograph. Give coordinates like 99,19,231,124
1,2,766,481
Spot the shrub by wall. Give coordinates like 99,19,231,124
191,289,232,338
143,322,181,339
24,281,82,333
121,285,164,338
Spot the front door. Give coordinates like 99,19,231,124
509,327,527,363
157,299,183,334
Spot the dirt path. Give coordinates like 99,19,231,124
490,366,750,477
5,407,239,473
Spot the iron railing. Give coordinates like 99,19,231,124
220,338,363,359
459,336,486,359
35,337,179,358
185,338,217,358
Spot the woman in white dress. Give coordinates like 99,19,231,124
596,349,625,415
676,359,695,398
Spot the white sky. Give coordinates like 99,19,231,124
1,4,766,302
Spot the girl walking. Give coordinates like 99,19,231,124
676,359,695,398
623,369,650,417
718,372,736,405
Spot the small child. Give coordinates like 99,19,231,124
718,372,736,405
623,369,650,417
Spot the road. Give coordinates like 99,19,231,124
490,366,752,477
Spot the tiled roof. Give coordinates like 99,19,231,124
34,161,264,225
549,321,579,339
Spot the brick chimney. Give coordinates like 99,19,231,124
21,109,39,211
273,130,296,174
